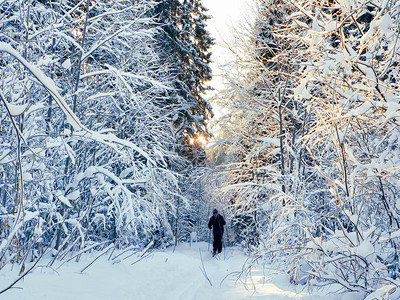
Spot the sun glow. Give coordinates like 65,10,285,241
189,135,208,146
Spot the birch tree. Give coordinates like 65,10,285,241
213,0,400,296
0,0,212,274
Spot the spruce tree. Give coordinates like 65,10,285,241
154,0,213,147
152,0,214,244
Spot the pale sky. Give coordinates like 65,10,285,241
202,0,255,90
202,0,255,124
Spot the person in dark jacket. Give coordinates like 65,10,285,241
208,209,226,255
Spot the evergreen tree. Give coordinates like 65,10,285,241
154,0,213,144
152,0,214,244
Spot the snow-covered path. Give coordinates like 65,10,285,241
0,242,340,300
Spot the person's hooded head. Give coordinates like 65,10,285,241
213,209,218,215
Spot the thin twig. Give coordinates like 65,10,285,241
80,244,114,273
199,249,212,286
130,252,152,266
110,245,139,260
0,240,54,294
220,271,240,287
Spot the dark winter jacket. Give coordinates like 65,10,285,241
208,215,226,235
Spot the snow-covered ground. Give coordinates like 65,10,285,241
0,242,352,300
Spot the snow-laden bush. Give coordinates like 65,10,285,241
0,0,185,271
212,0,400,297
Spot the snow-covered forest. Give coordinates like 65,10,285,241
1,0,400,299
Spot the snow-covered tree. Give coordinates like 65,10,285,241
152,0,214,245
291,0,400,295
0,0,213,275
208,0,307,247
212,0,400,296
154,0,213,142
